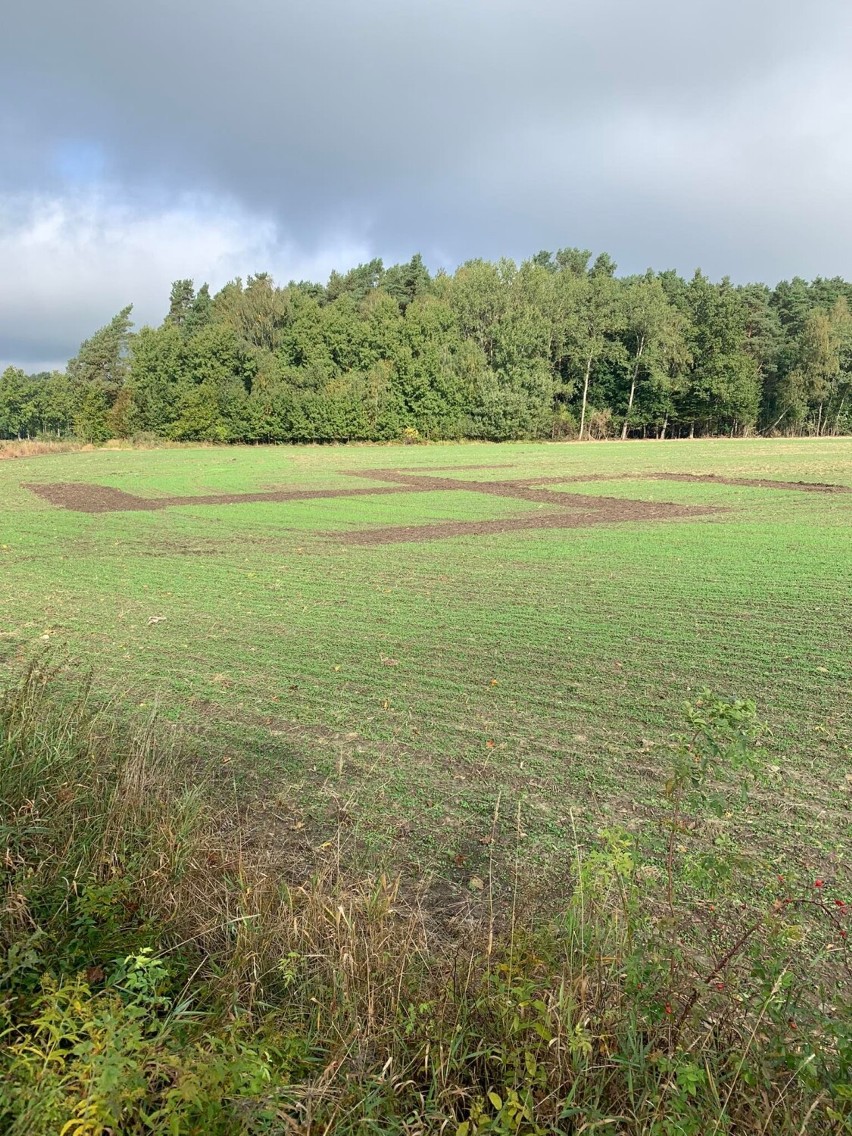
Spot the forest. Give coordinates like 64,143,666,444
2,249,852,443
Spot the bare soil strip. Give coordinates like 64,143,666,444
333,500,723,545
166,486,420,506
647,472,852,492
23,482,428,514
23,484,162,512
24,471,556,513
24,466,846,518
385,463,519,472
517,472,852,493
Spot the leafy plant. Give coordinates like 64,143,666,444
0,666,848,1134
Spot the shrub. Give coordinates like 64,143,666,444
0,663,848,1133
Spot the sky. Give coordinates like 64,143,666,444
3,0,852,372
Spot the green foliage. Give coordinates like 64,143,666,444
7,251,852,443
67,305,134,406
619,271,690,438
1,976,300,1136
0,665,849,1134
73,386,111,443
0,367,37,438
676,273,761,435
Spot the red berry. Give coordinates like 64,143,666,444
814,880,824,888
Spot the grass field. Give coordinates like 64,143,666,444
1,437,850,886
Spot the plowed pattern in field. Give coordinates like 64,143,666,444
4,439,851,883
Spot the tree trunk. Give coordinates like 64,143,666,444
621,336,645,441
765,407,789,434
688,422,695,439
834,393,847,435
660,416,668,440
578,352,592,441
816,402,823,436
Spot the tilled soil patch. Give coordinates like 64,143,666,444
516,472,852,493
342,470,572,503
345,468,852,499
23,483,162,512
648,472,852,492
332,499,724,545
380,462,518,472
25,466,844,517
24,471,562,513
23,481,431,513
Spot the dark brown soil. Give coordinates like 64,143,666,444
514,472,852,493
25,466,846,518
24,470,551,513
23,481,429,513
646,472,852,492
386,463,519,472
23,483,163,512
342,470,579,504
166,485,423,506
333,499,724,545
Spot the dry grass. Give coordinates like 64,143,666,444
0,438,86,460
0,436,229,460
1,662,849,1135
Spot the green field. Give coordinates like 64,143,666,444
1,438,850,882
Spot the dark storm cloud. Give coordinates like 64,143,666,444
2,0,852,367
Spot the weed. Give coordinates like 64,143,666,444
0,665,849,1133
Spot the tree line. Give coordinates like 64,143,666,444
2,249,852,443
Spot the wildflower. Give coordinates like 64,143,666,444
835,899,846,908
714,982,725,991
664,1003,672,1016
814,880,824,888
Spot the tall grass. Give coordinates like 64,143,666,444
0,438,84,460
0,662,848,1134
0,436,224,459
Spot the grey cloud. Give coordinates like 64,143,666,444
3,0,852,366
